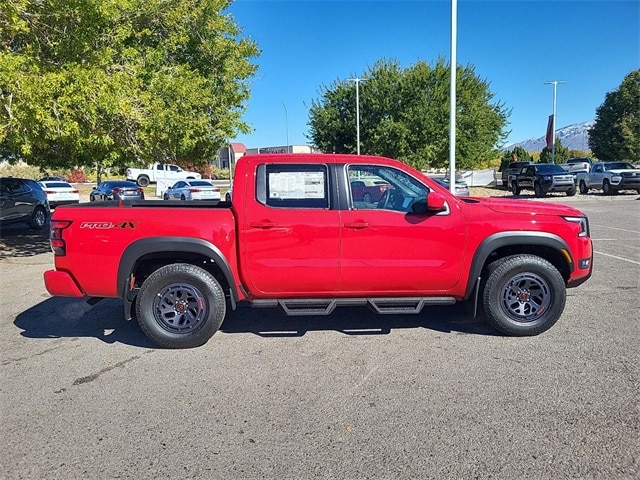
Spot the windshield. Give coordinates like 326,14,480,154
604,162,635,170
535,164,565,174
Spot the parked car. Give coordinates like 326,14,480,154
559,157,594,175
511,163,576,197
350,178,392,203
90,180,145,202
0,177,50,230
576,162,640,195
434,178,470,196
501,161,534,189
38,180,80,208
38,176,67,182
163,180,221,201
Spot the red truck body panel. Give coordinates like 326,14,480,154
45,153,593,306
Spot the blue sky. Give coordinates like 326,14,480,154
227,0,639,150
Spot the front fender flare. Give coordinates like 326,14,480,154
464,231,573,299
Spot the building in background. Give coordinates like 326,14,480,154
216,143,317,169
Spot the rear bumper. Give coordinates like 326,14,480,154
44,270,85,297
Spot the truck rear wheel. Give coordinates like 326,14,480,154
482,255,566,336
136,263,226,348
137,175,150,187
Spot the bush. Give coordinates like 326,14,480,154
0,161,42,179
67,169,88,183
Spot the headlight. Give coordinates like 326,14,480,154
544,176,551,181
564,216,590,237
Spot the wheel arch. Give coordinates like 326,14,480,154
465,232,574,300
117,237,239,319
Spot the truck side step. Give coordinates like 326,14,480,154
249,297,457,316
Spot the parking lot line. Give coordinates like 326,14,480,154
594,250,640,266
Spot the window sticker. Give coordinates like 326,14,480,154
268,171,325,199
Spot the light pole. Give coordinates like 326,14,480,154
449,0,457,195
281,101,290,153
544,80,566,164
347,77,367,155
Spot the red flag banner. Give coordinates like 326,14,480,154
546,114,554,150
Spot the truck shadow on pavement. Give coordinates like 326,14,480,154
220,302,497,337
15,297,498,348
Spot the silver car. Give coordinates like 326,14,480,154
434,178,470,196
163,180,221,201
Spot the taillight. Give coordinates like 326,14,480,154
112,188,122,194
189,188,201,193
50,220,72,256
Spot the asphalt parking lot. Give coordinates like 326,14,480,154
1,191,639,479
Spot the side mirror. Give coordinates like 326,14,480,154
410,192,447,214
427,192,446,211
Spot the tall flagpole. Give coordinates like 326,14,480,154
544,80,566,164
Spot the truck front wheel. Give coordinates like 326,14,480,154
137,175,150,187
534,182,545,197
136,263,226,348
579,180,589,194
511,182,520,196
482,255,566,336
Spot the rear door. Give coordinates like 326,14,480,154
239,162,341,296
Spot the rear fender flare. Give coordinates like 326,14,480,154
117,237,239,304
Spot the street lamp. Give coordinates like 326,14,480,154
544,80,566,164
281,101,290,153
347,77,367,155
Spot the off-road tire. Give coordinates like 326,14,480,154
534,182,545,198
482,255,566,336
136,263,226,348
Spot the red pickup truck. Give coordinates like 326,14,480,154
44,154,593,348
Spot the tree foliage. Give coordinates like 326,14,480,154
0,0,258,172
588,69,639,162
307,58,510,170
499,146,532,171
539,138,569,164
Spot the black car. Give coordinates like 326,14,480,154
90,180,145,202
511,164,576,197
0,177,50,230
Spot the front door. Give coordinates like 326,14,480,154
339,164,466,295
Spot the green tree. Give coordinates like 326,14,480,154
307,58,510,170
539,138,569,164
0,0,258,175
588,69,639,162
499,146,533,171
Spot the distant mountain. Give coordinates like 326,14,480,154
504,120,594,152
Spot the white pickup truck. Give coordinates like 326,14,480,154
126,163,201,187
576,161,640,195
559,157,594,175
